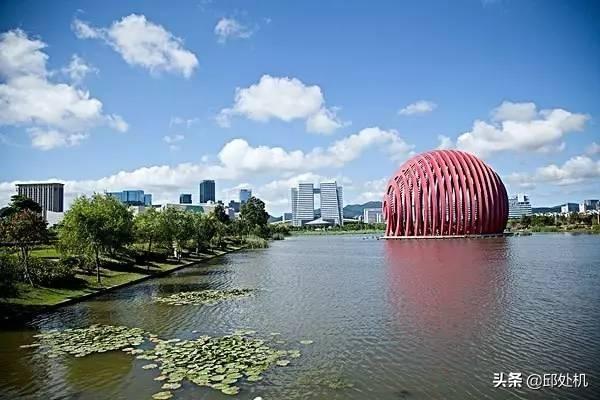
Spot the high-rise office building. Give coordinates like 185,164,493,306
508,194,532,219
291,181,344,226
319,181,344,226
199,180,216,203
108,190,152,206
291,183,315,226
16,183,64,212
179,193,192,204
240,188,252,204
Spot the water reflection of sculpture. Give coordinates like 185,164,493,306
384,238,510,339
382,150,509,237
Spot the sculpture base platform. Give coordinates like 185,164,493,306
381,233,512,240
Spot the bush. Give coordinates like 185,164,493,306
29,258,76,287
0,253,19,292
244,235,269,249
271,232,285,240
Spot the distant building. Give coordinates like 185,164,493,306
228,200,241,212
363,208,383,224
508,194,532,218
291,183,315,226
108,190,152,206
291,181,343,226
561,203,579,214
240,189,252,204
179,193,192,204
283,212,293,221
199,180,216,203
16,182,64,213
162,203,204,213
579,199,599,212
319,181,344,226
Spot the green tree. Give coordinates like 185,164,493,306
157,207,194,259
0,194,43,218
213,203,230,224
134,208,160,252
191,213,215,253
239,196,269,238
58,194,133,283
0,209,48,285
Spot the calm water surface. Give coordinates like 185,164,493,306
1,234,599,399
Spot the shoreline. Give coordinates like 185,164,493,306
0,244,246,325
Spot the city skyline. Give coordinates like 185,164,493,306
1,1,599,216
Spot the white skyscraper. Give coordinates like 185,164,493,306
320,181,344,226
292,183,315,226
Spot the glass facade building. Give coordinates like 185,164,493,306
16,183,64,212
240,189,252,204
199,180,216,203
179,193,192,204
108,190,152,206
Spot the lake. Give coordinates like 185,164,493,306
1,234,599,399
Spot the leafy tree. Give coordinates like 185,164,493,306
134,208,160,252
213,203,230,224
191,213,215,253
58,194,133,283
239,197,269,237
157,207,194,259
0,194,43,218
0,209,48,285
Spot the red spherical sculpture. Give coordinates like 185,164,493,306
382,150,508,237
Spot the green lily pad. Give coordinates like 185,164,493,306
276,360,290,367
161,382,181,390
142,363,158,369
299,340,314,345
152,391,172,400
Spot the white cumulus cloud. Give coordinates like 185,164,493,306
61,54,97,84
585,142,600,156
453,101,588,157
507,155,600,188
214,18,253,43
0,29,127,150
72,14,198,78
398,100,437,116
217,75,346,134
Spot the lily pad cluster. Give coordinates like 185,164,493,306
23,324,146,358
154,289,253,306
136,331,301,396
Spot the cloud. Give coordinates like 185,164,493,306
507,155,600,188
0,29,127,150
585,142,600,156
0,127,413,212
61,54,97,84
349,177,388,204
218,127,413,172
214,18,253,43
169,116,199,128
453,101,589,157
436,134,454,150
163,134,184,151
398,100,437,116
217,75,346,134
72,15,198,78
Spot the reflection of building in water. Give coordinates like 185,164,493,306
384,239,509,339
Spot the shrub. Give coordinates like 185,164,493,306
0,253,19,292
29,258,76,287
244,235,269,249
271,232,285,240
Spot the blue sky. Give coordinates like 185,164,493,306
0,0,599,215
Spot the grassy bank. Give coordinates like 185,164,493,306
0,244,244,322
291,229,384,236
